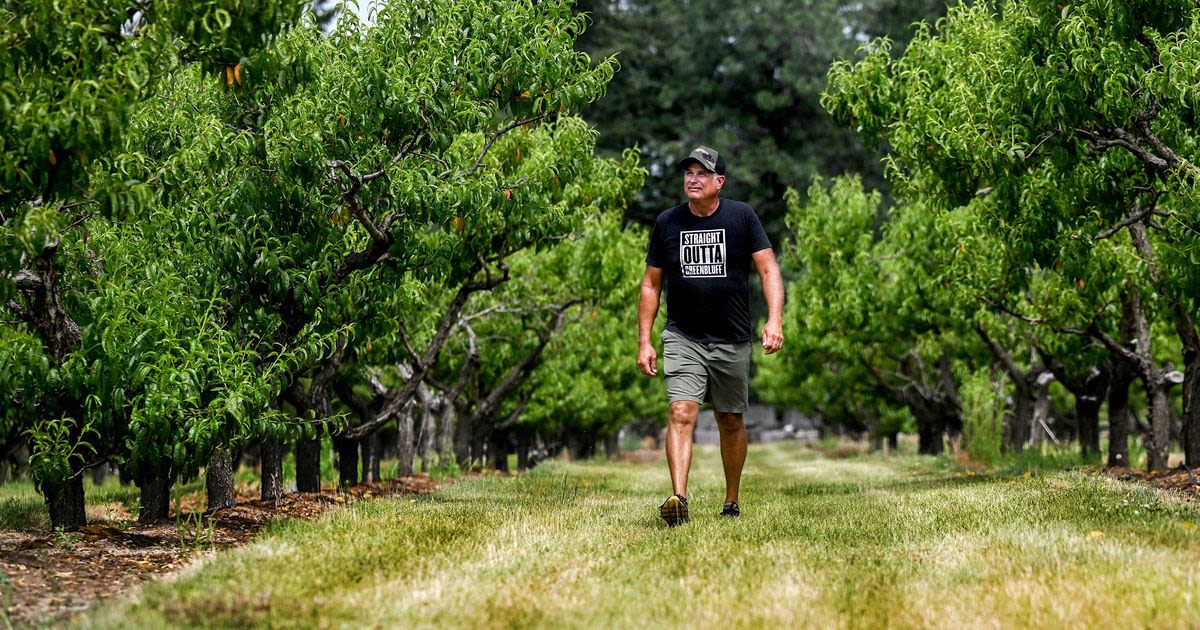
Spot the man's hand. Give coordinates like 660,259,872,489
637,341,658,376
761,320,783,355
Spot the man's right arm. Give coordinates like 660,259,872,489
637,265,664,376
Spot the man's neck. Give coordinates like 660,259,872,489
688,197,720,217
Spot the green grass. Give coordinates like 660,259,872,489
72,441,1200,629
0,477,146,530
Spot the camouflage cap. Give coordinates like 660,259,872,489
677,145,726,176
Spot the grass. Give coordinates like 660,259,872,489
72,441,1200,629
0,477,145,530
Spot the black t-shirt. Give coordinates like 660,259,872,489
645,199,772,344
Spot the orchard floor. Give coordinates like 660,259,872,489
2,441,1200,628
48,442,1200,629
0,476,437,627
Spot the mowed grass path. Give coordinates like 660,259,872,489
79,443,1200,628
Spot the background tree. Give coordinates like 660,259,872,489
824,0,1200,468
118,0,643,502
573,0,948,236
757,177,980,454
0,0,305,529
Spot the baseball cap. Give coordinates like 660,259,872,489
677,145,726,176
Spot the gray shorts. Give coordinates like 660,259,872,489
662,329,752,413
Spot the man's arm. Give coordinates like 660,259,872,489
751,248,784,355
637,265,664,376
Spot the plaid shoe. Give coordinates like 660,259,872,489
719,501,740,518
659,494,689,527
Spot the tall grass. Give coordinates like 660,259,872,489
76,442,1200,629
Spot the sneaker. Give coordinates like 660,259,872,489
719,501,740,518
659,494,689,527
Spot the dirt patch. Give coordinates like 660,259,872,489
0,475,440,627
1099,465,1200,502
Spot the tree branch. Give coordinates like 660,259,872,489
462,114,549,178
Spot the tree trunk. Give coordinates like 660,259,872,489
470,435,484,467
419,402,436,474
887,432,899,453
1183,356,1200,468
206,448,235,511
566,430,595,460
604,432,621,459
1076,394,1103,460
1030,373,1053,447
334,436,359,487
295,436,321,493
396,407,416,478
137,475,172,523
1006,382,1033,454
46,474,86,531
489,430,509,473
1107,363,1135,468
90,462,110,486
517,438,530,471
1147,381,1172,471
438,402,456,464
916,416,944,455
363,431,382,483
454,410,474,467
1176,322,1200,467
1070,363,1110,460
260,439,285,502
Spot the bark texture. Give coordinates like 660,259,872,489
295,437,322,493
137,475,171,523
260,439,285,502
206,449,235,510
46,474,86,531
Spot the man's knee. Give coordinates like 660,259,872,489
714,412,744,433
668,402,698,427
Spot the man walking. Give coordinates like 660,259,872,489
637,145,784,527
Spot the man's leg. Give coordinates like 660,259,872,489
666,400,700,497
714,411,746,504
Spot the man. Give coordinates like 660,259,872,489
637,145,784,527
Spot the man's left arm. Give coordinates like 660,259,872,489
751,248,784,354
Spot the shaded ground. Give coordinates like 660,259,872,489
0,475,438,627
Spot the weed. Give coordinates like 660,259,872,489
49,528,80,550
174,496,215,556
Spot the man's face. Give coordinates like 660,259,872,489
683,163,724,202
